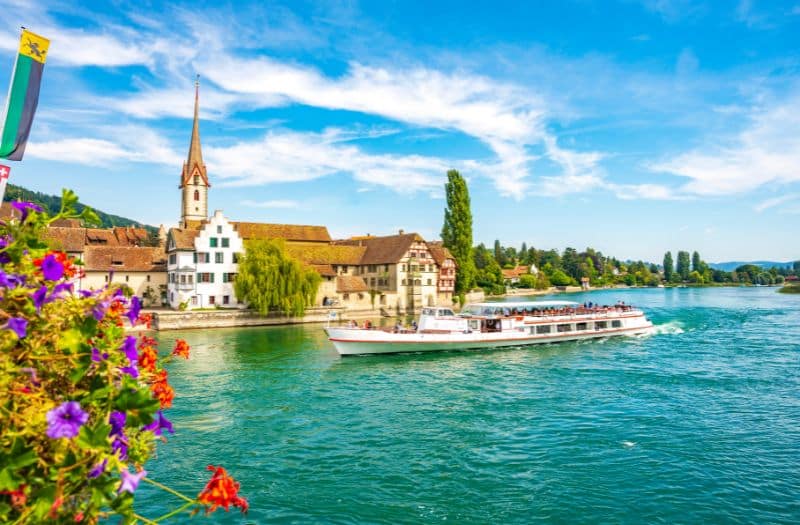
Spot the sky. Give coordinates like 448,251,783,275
0,0,798,263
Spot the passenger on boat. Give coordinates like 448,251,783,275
364,320,372,329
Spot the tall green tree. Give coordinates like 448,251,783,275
692,251,701,272
663,251,674,282
234,239,321,316
441,169,476,296
676,250,691,281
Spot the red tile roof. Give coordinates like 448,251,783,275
233,222,331,243
428,243,456,266
335,233,423,264
84,246,167,272
167,228,200,250
336,275,368,293
44,227,86,253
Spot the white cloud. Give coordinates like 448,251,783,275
754,193,800,212
650,93,800,195
613,183,679,200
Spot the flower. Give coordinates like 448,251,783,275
91,347,109,362
31,285,48,312
138,345,158,373
119,363,139,379
0,485,26,508
46,401,89,439
126,296,141,326
120,336,138,362
197,465,248,514
142,410,174,436
172,339,190,359
10,201,43,221
39,253,65,281
118,469,147,494
6,317,27,338
109,411,128,459
88,459,107,479
151,370,175,409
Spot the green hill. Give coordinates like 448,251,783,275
3,183,157,234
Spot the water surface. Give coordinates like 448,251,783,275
137,287,800,523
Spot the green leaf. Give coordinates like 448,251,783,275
7,450,37,469
80,205,101,226
76,421,112,450
0,468,19,491
114,388,160,413
58,328,84,354
60,188,79,215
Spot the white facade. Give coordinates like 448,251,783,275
167,210,243,310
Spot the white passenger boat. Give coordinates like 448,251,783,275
326,300,654,356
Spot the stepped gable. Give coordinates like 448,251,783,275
43,227,86,253
233,222,331,243
83,246,167,272
335,232,423,264
168,228,200,250
336,275,369,293
285,243,365,266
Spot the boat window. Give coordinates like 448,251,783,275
557,323,572,333
437,309,455,317
484,319,502,333
422,308,436,315
595,321,607,330
536,325,552,334
576,322,588,331
529,327,536,334
612,320,622,328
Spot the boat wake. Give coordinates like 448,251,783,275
652,321,684,335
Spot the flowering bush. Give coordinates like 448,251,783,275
0,191,247,523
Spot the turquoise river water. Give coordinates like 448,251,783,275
136,287,800,523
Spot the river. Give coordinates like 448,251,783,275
136,287,800,523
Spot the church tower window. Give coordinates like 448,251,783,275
194,190,199,201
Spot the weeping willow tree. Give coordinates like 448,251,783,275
234,239,322,316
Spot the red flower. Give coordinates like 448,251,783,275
172,339,190,359
34,250,78,278
150,370,174,409
139,345,158,373
137,313,152,329
0,485,26,508
197,465,248,514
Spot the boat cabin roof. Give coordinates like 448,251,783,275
467,300,579,309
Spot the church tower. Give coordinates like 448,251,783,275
179,76,210,228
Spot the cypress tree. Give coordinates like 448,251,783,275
676,250,691,281
692,251,701,272
441,169,476,298
663,251,674,282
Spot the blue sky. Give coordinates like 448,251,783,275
0,0,798,262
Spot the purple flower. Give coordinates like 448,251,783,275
5,317,27,338
51,282,73,297
10,201,43,221
40,254,64,281
31,286,48,312
142,410,174,436
88,459,108,479
109,411,128,459
126,296,142,326
46,401,89,439
120,336,138,362
91,347,109,362
118,469,147,494
91,299,109,321
119,364,139,378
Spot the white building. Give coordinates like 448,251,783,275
166,210,243,309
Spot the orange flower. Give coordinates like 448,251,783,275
139,346,158,373
34,250,79,278
150,370,174,409
0,485,26,508
172,339,190,359
137,313,152,329
197,465,248,514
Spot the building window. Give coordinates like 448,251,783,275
194,190,199,201
223,295,230,305
401,264,406,271
193,174,199,185
169,254,176,265
104,275,108,282
343,293,350,300
193,253,197,264
221,237,229,248
384,265,389,272
191,296,197,305
197,273,214,283
342,265,348,274
209,296,215,305
209,237,218,248
427,279,432,286
196,252,209,263
125,275,129,282
222,273,236,283
147,275,151,282
215,252,224,264
217,225,222,234
180,274,186,284
233,253,240,264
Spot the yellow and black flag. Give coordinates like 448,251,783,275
0,29,49,161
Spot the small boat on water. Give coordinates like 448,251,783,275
326,300,655,356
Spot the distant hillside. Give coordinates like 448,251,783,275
709,261,794,272
3,183,157,233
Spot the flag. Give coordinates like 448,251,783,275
0,29,49,161
0,164,9,201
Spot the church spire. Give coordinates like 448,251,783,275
179,75,210,227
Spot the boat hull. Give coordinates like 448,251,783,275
327,321,654,356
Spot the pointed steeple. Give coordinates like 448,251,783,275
180,75,210,189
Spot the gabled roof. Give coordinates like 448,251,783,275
335,233,423,264
85,228,117,245
44,227,86,253
286,244,365,266
310,264,335,277
167,228,200,250
84,246,167,272
233,222,331,243
501,265,530,279
428,244,456,266
336,275,368,293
